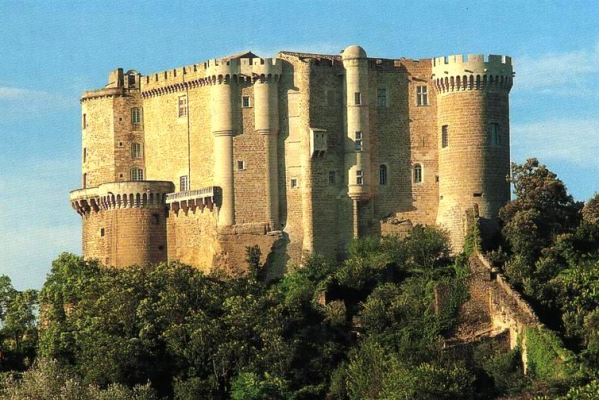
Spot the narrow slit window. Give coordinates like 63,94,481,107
180,175,189,191
82,113,87,129
377,88,387,107
441,125,449,148
413,164,423,183
489,123,500,146
178,95,187,117
379,165,388,185
355,131,363,151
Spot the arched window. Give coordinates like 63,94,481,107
379,164,388,185
130,168,144,181
413,164,423,184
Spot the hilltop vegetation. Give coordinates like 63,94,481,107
0,158,598,399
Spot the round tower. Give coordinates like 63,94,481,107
343,45,371,238
207,61,238,227
71,181,175,267
253,59,283,230
432,54,514,251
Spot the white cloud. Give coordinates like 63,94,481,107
0,86,74,119
516,43,599,97
512,118,599,167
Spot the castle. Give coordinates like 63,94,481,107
70,45,514,274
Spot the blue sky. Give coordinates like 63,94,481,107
1,0,598,289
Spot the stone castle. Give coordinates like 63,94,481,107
70,45,514,274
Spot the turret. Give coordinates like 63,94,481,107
70,181,175,267
207,60,238,227
343,45,371,237
253,59,283,230
432,54,514,250
81,68,145,188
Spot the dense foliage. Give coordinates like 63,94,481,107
491,159,599,397
1,158,598,399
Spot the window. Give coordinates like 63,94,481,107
82,113,87,129
356,170,364,185
413,164,423,183
379,165,388,185
131,107,141,124
489,123,500,146
441,125,449,148
355,131,363,151
242,95,251,108
130,168,144,181
180,175,189,191
290,178,298,188
417,86,428,106
178,95,187,117
83,173,87,189
237,160,246,170
377,88,387,107
354,92,362,105
100,228,105,237
131,142,142,159
83,148,86,163
329,171,336,185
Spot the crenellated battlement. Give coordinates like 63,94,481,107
140,56,283,97
432,54,514,94
70,181,175,215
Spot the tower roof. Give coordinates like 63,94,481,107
341,45,367,60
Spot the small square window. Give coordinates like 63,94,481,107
354,92,362,105
290,178,298,188
377,88,387,107
237,160,246,170
242,96,251,108
417,86,429,106
329,171,336,185
178,95,187,117
356,170,364,185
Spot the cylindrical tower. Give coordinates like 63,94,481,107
208,61,238,227
343,45,371,238
432,54,514,251
71,181,175,267
253,59,282,230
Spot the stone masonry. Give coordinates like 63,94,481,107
70,46,514,273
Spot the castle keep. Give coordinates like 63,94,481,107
70,46,514,273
